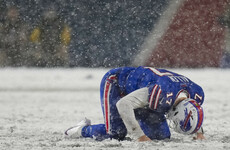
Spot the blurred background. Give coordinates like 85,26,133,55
0,0,230,68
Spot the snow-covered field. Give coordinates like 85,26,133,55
0,68,230,150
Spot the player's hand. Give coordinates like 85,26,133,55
137,135,151,142
193,133,205,140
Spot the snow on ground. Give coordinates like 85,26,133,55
0,67,230,150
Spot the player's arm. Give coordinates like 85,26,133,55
116,88,151,142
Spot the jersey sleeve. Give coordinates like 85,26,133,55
188,84,205,105
148,84,162,110
148,84,173,113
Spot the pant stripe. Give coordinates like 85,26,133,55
103,75,116,134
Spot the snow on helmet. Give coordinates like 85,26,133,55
167,98,204,135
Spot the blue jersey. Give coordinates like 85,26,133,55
117,66,204,114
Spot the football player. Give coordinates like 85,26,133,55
65,66,205,142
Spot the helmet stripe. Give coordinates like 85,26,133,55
189,100,204,134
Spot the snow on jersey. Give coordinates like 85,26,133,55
117,66,204,114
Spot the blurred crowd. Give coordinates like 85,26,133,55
0,4,71,67
219,4,230,68
1,1,230,68
0,0,166,68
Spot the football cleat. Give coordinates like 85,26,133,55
64,118,91,138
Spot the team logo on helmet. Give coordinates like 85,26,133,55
180,108,192,132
